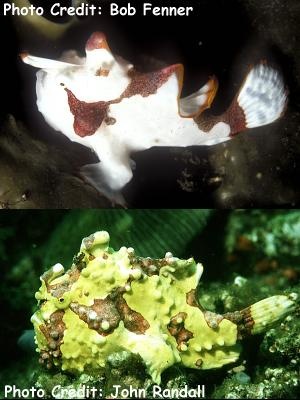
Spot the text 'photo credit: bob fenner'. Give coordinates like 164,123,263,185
0,0,299,208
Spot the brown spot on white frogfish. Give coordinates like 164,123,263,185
65,89,110,137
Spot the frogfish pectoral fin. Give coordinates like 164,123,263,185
179,76,218,118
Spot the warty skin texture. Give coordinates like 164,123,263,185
31,231,296,383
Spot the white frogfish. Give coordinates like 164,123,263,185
21,32,287,202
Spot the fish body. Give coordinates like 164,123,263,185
22,32,287,201
31,231,296,383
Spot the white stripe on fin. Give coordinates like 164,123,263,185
237,64,287,128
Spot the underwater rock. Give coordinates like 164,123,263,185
212,367,299,399
225,210,300,286
0,115,110,208
226,210,300,259
260,309,300,367
31,230,296,384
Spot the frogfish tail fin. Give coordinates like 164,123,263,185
223,63,288,136
223,293,297,339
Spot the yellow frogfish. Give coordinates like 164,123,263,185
31,231,296,383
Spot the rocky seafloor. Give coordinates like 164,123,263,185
0,209,299,399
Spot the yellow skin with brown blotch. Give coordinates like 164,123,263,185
31,231,295,383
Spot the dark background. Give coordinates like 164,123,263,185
1,0,300,207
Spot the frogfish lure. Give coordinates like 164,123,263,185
21,32,287,202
